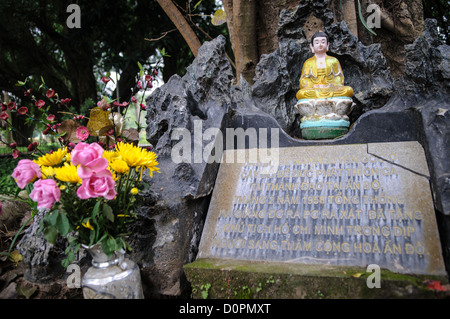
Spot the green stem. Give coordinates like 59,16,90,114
0,212,35,257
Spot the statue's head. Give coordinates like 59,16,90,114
310,31,329,54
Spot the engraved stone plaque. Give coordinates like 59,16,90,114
197,142,446,275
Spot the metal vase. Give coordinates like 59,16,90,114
81,243,144,299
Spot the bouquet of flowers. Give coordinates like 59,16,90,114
11,141,158,267
4,59,162,267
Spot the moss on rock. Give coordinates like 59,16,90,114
184,258,447,299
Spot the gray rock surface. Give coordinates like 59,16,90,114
137,35,235,297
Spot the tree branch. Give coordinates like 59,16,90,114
156,0,202,57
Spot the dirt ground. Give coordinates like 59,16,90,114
0,259,83,299
0,195,83,299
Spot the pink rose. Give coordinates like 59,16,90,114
11,159,42,189
71,142,108,179
29,179,60,210
77,170,116,200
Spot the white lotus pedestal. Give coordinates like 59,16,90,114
295,97,355,140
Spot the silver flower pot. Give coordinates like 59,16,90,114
81,244,143,299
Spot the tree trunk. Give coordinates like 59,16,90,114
224,0,297,85
156,0,202,57
232,0,258,85
224,0,258,85
64,50,97,108
341,0,359,37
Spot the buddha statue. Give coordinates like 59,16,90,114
295,31,355,139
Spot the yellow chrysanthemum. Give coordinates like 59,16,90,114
35,147,67,167
103,150,121,164
54,163,82,184
110,159,129,174
115,142,159,177
40,166,55,179
143,149,160,178
130,187,139,195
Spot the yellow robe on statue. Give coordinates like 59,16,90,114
296,55,353,100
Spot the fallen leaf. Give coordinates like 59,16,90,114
425,280,447,292
8,250,22,266
16,282,37,299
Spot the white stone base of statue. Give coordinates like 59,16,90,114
295,97,355,139
294,96,355,122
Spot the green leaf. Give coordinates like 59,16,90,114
107,237,116,252
137,62,145,77
49,209,60,226
17,78,28,86
193,0,202,9
44,226,58,244
61,258,70,268
66,251,75,264
159,48,171,57
89,228,96,246
103,204,114,222
92,200,101,218
100,237,116,256
101,95,112,104
56,211,70,236
25,183,34,196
